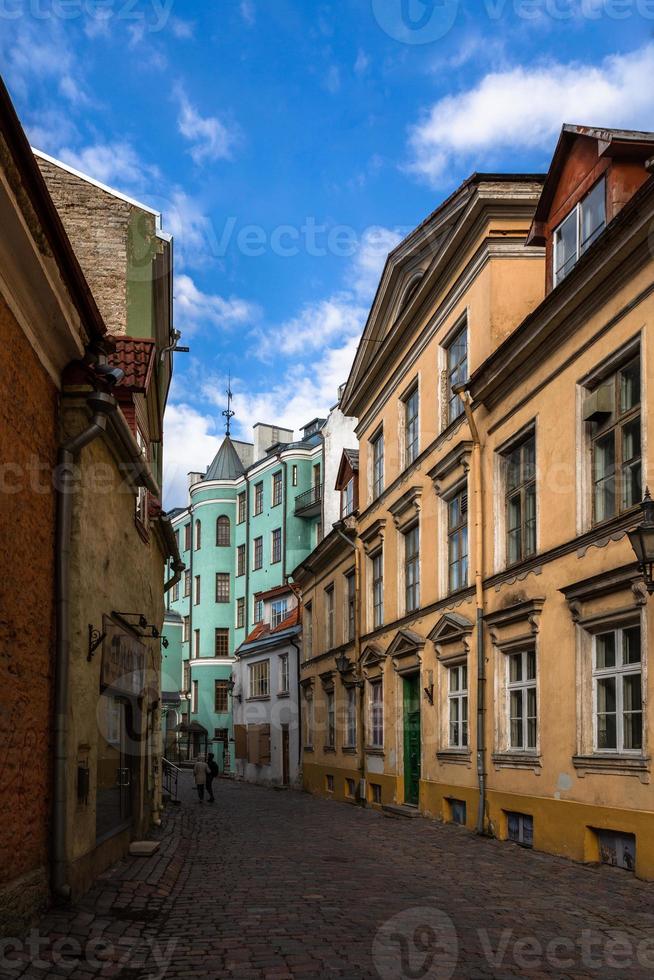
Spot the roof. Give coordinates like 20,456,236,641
0,77,109,350
243,605,300,645
109,336,156,392
237,619,301,656
336,448,359,490
528,124,654,241
254,584,293,602
204,436,246,482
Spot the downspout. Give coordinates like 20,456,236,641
289,629,303,771
456,386,486,835
53,390,117,899
334,524,365,806
244,473,250,634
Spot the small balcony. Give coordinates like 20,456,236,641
295,483,322,518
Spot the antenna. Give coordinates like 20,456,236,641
222,373,235,436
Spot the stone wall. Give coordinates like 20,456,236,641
0,293,56,932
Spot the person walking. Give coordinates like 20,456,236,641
193,756,209,803
206,753,219,803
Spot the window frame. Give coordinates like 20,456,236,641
326,689,335,748
272,470,283,507
214,679,229,713
216,515,230,547
304,602,313,658
592,625,643,755
271,527,282,565
404,385,420,468
194,519,202,551
215,628,229,659
372,550,384,630
236,597,246,630
279,654,289,695
590,355,641,527
253,536,263,570
553,177,606,287
237,544,246,577
215,572,230,604
404,524,420,614
271,598,288,629
504,432,537,567
368,679,383,749
445,324,468,426
254,482,264,516
345,571,356,643
248,659,270,699
372,428,384,500
447,486,468,594
448,664,468,749
344,686,357,748
325,585,335,649
506,650,538,752
237,492,246,525
194,574,201,606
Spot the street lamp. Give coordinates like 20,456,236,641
628,489,654,594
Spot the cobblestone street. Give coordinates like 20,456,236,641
3,776,654,979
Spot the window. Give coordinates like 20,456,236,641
175,528,180,551
326,690,335,747
191,680,198,713
369,680,383,748
449,800,467,826
172,580,179,602
448,488,468,593
593,626,642,753
448,664,468,749
195,520,202,550
446,325,468,425
236,597,246,629
135,427,148,525
507,650,537,751
405,525,420,613
193,629,200,659
216,573,230,603
279,655,289,695
272,471,283,507
346,778,356,798
404,386,419,467
325,585,335,648
182,616,190,643
214,727,229,743
371,783,382,805
304,689,314,747
254,599,263,624
184,524,191,552
271,598,288,629
305,602,313,658
345,571,356,642
253,536,263,570
215,628,229,658
237,492,246,524
372,551,384,629
254,482,263,515
215,680,229,713
249,660,270,698
183,569,191,598
342,478,355,518
194,575,201,605
326,773,334,792
505,434,536,565
372,430,384,499
183,661,190,692
271,528,282,564
590,356,641,524
554,178,606,286
237,544,246,577
292,465,298,487
216,516,230,547
345,686,357,747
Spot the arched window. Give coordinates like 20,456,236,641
216,515,230,547
195,520,202,550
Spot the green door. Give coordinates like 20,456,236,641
403,675,421,806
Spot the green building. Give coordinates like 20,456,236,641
162,418,328,769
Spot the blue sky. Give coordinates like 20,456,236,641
1,0,652,506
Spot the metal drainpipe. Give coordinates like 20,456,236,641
334,524,365,806
244,472,251,636
53,390,117,899
456,386,486,835
289,631,303,771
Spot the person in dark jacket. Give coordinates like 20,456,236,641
206,753,219,803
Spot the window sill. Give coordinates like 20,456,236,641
492,752,542,772
572,754,650,781
365,747,384,757
245,696,270,703
303,746,314,753
437,750,472,765
277,692,290,699
342,746,357,755
323,746,336,754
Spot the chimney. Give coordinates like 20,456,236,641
252,423,294,462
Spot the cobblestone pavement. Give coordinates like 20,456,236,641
3,776,654,979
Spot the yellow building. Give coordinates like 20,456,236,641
298,128,654,879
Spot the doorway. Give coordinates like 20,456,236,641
96,694,133,841
403,675,421,806
282,726,290,786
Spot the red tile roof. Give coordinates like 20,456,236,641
244,622,270,643
271,605,300,634
109,336,156,392
254,584,292,602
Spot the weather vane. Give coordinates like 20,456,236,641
222,373,235,436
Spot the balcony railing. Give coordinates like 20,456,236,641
295,483,323,517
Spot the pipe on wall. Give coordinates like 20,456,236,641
53,390,117,899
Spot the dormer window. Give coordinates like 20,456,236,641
342,478,355,518
553,178,606,286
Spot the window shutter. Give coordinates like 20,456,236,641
234,725,247,759
247,725,260,765
259,724,271,766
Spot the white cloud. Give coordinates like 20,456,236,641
175,85,239,165
408,43,654,185
349,225,404,299
240,0,256,26
170,17,195,38
175,274,258,335
165,190,221,270
354,49,370,76
324,65,341,94
163,403,222,508
56,141,161,193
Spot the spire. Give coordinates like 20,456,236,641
222,373,235,436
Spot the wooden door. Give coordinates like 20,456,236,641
403,675,421,806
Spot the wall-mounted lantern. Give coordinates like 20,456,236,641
628,490,654,594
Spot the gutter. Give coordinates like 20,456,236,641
53,390,117,899
455,385,486,835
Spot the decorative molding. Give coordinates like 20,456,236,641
428,440,473,498
387,628,425,675
360,519,387,556
436,750,472,766
492,752,542,773
485,598,545,650
561,563,647,628
572,754,650,783
428,612,474,663
388,486,422,532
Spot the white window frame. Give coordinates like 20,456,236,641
372,428,384,500
325,585,335,649
553,177,606,287
372,550,384,630
326,689,335,748
193,629,200,659
194,574,201,605
249,659,270,699
271,598,288,630
592,625,643,755
368,679,383,749
506,650,538,752
448,664,468,749
279,654,289,695
344,686,357,748
304,602,313,658
191,679,198,713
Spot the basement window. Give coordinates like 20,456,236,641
326,774,334,793
596,830,636,872
345,778,356,799
506,811,534,848
448,799,467,826
370,783,382,805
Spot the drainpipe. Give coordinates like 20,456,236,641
244,472,251,635
455,385,486,835
334,523,365,806
53,390,117,899
289,630,303,773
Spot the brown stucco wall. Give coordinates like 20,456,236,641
0,292,56,931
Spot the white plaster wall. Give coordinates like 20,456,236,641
322,405,358,531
